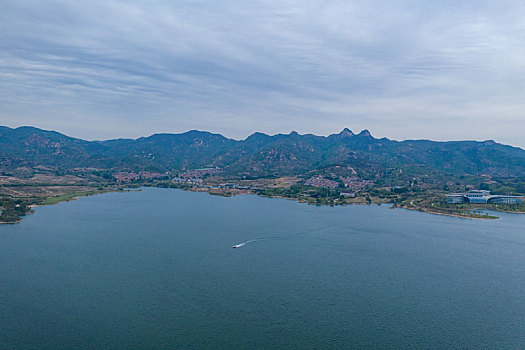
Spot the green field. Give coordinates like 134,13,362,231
40,190,112,206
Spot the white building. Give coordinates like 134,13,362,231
446,190,523,205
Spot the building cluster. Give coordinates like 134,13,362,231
218,183,251,190
172,177,203,185
304,176,339,189
172,168,221,185
113,171,166,182
341,176,374,191
446,190,523,205
339,191,356,198
178,168,220,179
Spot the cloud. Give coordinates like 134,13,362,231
0,0,524,147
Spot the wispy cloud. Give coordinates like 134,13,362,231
1,0,524,146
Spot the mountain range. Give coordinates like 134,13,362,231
1,126,524,180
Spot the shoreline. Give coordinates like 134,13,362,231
205,188,510,219
472,206,525,215
396,205,498,220
156,184,508,219
0,218,22,224
3,185,522,224
0,188,128,225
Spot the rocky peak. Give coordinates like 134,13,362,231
358,129,372,137
339,128,355,137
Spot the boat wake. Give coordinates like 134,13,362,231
232,227,333,249
232,240,256,248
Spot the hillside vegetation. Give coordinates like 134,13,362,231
1,126,524,181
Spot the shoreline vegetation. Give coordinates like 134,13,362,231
0,187,130,224
150,181,509,220
1,177,523,224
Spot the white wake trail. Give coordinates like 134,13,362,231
232,227,334,250
232,240,256,248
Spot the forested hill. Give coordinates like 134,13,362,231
1,126,524,179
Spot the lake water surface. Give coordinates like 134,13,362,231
1,187,524,349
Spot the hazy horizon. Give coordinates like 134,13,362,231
2,1,525,147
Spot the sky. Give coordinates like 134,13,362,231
1,0,525,147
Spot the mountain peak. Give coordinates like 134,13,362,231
339,128,355,137
246,132,271,141
358,129,372,137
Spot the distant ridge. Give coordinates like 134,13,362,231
0,125,524,179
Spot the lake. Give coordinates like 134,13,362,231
1,187,524,349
